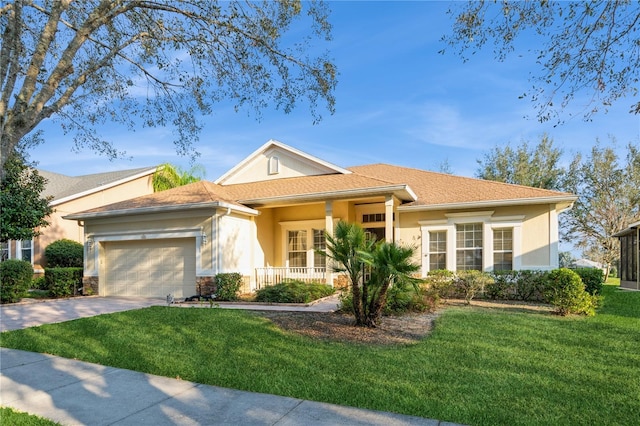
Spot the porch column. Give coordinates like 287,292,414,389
325,201,333,285
385,196,394,243
325,201,334,237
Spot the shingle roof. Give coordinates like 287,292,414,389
73,181,248,215
39,167,157,203
349,164,574,207
66,162,575,219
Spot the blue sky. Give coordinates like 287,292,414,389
29,1,639,181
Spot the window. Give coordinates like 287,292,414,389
362,213,385,223
287,230,307,267
313,229,326,268
19,240,33,264
493,228,513,271
456,223,482,271
429,231,447,270
0,242,8,262
365,227,385,242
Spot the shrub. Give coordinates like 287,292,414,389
0,259,33,303
573,267,604,295
544,268,598,316
44,239,83,267
455,270,494,304
31,275,47,290
424,269,456,300
486,270,516,300
45,267,83,297
255,280,334,304
515,270,547,302
214,273,243,301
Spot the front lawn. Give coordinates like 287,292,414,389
1,285,639,425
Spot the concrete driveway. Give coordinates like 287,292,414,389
0,297,164,332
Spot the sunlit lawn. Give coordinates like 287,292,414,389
2,284,639,426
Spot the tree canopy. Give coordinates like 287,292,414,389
152,162,205,192
0,151,53,242
562,141,640,279
442,1,640,123
475,134,565,190
0,1,337,175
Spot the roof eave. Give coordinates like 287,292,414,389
613,220,640,237
239,184,417,206
397,195,578,212
63,201,259,221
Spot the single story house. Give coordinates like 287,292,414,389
1,167,157,273
614,221,639,290
65,140,577,298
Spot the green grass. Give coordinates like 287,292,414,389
0,407,61,425
1,285,639,425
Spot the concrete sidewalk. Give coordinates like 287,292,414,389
0,348,460,426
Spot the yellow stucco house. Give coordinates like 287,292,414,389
65,140,577,298
1,167,157,273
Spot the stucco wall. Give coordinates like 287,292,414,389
397,204,559,273
34,175,154,270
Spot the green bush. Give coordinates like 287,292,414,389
45,267,83,297
424,269,456,300
544,268,598,316
514,270,547,302
573,267,604,295
255,280,334,303
31,275,47,290
486,270,516,300
454,270,494,304
0,259,33,303
215,273,243,301
44,239,84,267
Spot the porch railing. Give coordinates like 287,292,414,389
255,267,327,289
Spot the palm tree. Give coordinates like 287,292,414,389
325,221,420,327
324,221,375,326
363,242,421,327
152,163,206,192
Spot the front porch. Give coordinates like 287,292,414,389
255,267,328,289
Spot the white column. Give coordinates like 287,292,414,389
385,196,394,243
325,201,333,285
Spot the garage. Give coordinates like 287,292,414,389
103,238,196,298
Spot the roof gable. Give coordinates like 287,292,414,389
39,166,158,205
214,139,351,185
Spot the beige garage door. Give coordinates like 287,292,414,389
103,238,196,298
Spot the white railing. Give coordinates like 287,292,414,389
255,267,327,289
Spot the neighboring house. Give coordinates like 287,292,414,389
614,221,639,290
1,167,157,273
65,140,577,298
573,258,606,271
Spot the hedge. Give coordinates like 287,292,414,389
0,259,33,303
44,267,83,298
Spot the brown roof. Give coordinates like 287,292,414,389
67,163,576,218
349,164,575,207
74,181,245,214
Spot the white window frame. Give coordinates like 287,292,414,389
280,220,326,269
0,241,10,262
16,239,34,264
492,227,514,271
428,230,447,271
419,212,523,275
